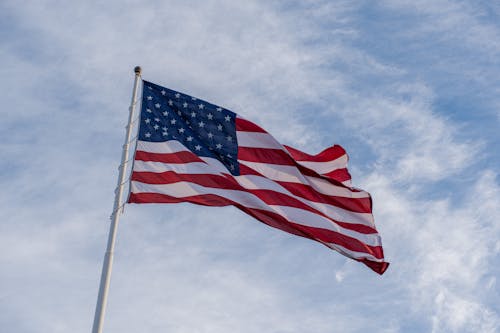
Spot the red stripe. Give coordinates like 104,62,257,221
358,258,389,275
283,145,352,183
132,171,239,188
276,181,372,213
284,144,346,163
129,192,385,260
238,147,295,166
235,117,267,132
293,164,350,186
135,150,204,164
323,168,352,183
238,163,263,176
131,171,376,234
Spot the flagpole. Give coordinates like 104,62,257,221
91,66,142,333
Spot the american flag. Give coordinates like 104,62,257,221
128,80,389,274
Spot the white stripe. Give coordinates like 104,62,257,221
239,160,308,183
342,179,352,186
235,175,374,227
236,131,283,149
304,176,358,195
324,242,384,262
131,180,381,247
199,156,231,173
136,140,190,154
297,154,348,174
239,160,368,198
133,158,228,175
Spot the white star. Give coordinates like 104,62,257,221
162,127,167,131
217,124,223,131
230,164,235,171
147,96,153,100
207,132,213,138
198,121,205,128
183,102,188,108
145,132,151,138
154,117,160,122
163,111,169,116
207,113,213,120
191,111,196,118
227,153,232,158
161,90,166,95
175,93,181,98
179,128,185,134
194,145,202,151
147,86,152,90
145,118,151,124
191,96,197,101
226,135,232,141
171,119,176,124
146,108,152,113
216,107,222,112
177,111,182,116
224,115,231,122
155,103,161,108
162,131,168,136
168,100,173,106
198,104,204,109
186,136,193,142
153,124,159,130
216,143,222,149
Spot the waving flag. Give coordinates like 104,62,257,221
128,80,389,274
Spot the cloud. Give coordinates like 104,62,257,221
364,169,500,333
432,290,499,333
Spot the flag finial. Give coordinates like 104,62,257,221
134,66,142,75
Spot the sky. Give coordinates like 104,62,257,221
1,1,499,332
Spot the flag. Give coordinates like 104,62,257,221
128,80,389,274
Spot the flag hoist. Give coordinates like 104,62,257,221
91,66,142,333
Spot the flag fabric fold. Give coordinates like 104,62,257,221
128,80,389,275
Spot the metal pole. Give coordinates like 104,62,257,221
92,66,142,333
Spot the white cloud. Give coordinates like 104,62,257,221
363,169,500,332
344,82,476,182
380,0,500,54
432,290,499,333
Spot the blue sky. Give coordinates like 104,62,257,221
1,1,499,332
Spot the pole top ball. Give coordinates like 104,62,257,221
134,66,142,74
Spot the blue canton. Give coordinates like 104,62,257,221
138,80,240,175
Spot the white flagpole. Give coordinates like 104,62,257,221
92,66,142,333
